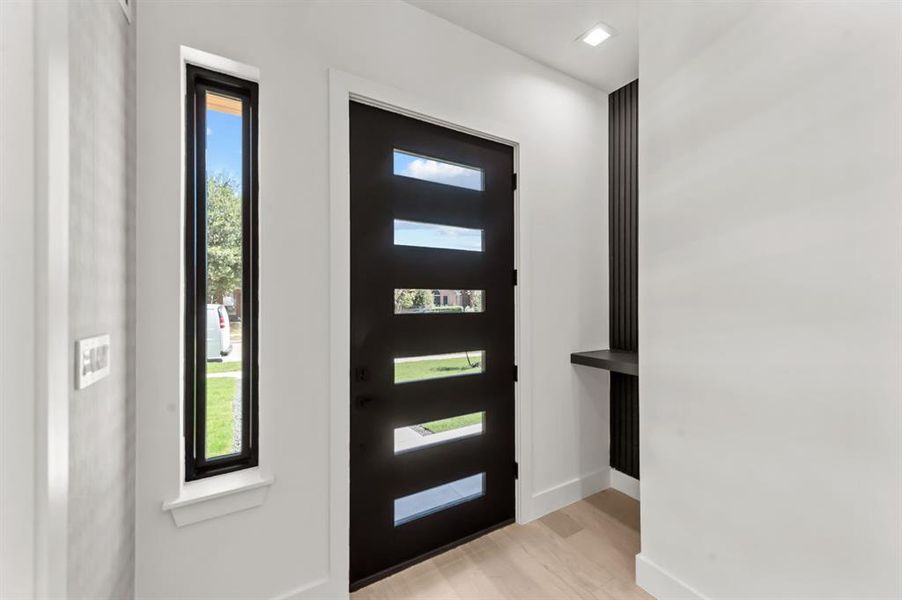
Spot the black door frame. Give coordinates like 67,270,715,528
328,76,527,593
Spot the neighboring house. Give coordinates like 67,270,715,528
432,289,458,307
223,287,242,320
432,289,478,310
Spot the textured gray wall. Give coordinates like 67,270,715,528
68,0,136,597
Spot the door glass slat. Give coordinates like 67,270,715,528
394,473,486,526
393,149,484,191
394,289,484,314
394,411,485,453
394,351,485,384
394,219,484,253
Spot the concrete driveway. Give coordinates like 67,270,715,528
223,341,241,363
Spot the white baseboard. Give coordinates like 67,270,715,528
271,576,341,600
610,469,640,501
529,467,610,521
636,554,708,600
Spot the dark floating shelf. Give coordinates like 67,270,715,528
570,349,638,376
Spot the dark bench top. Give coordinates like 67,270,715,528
570,349,638,376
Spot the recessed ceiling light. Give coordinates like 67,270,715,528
581,24,613,47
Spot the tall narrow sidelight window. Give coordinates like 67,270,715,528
184,65,259,480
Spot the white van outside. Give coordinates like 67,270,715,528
206,304,232,361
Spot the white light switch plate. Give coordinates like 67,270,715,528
76,334,111,390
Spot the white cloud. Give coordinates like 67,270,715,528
404,158,481,189
407,158,466,178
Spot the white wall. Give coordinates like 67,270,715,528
637,2,902,598
4,2,137,596
136,1,608,597
0,1,36,597
67,0,136,597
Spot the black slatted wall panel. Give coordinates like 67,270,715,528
609,79,638,352
610,373,639,478
609,80,639,479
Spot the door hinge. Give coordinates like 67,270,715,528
513,461,519,479
512,172,518,191
513,365,518,382
512,269,518,286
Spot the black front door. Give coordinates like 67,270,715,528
349,101,516,588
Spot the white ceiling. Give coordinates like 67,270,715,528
406,0,638,92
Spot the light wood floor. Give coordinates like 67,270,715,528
352,490,652,600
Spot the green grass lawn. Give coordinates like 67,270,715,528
207,361,241,374
205,377,237,458
423,412,482,433
394,353,483,384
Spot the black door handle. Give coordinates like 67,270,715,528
355,396,374,409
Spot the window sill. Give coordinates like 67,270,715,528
162,468,274,527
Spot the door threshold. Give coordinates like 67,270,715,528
349,517,515,592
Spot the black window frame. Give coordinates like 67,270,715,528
184,64,259,481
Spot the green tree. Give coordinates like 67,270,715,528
394,289,434,313
464,290,482,312
206,173,242,304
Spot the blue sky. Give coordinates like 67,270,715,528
206,108,242,188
